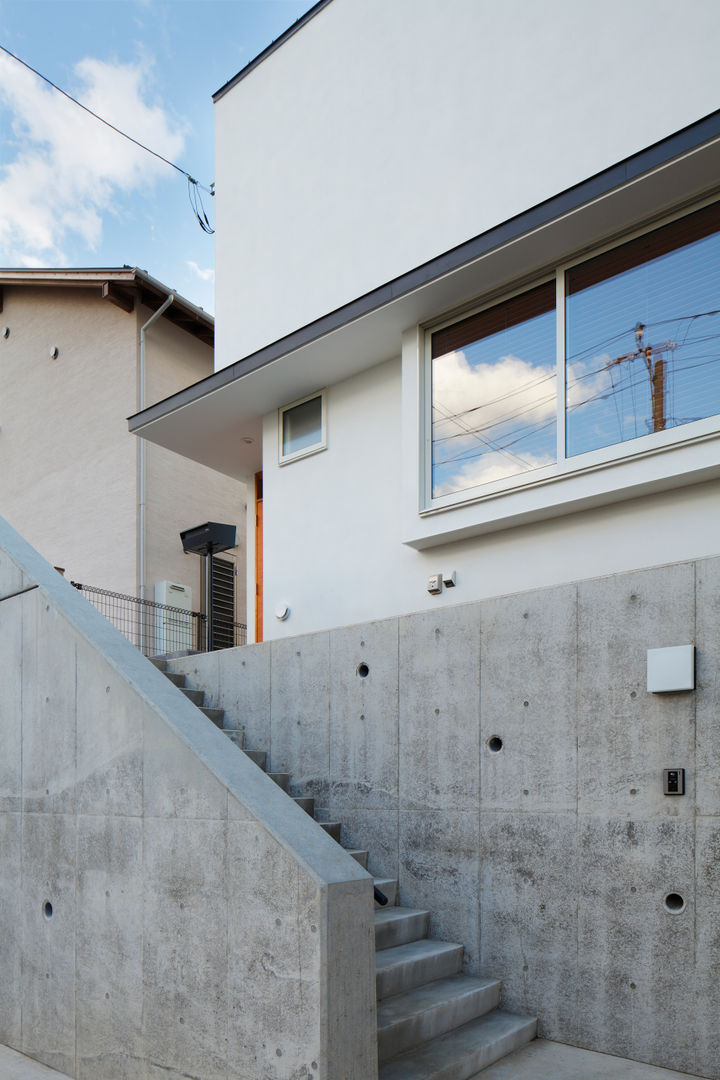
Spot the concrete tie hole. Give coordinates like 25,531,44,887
43,901,53,919
487,735,503,753
664,892,685,914
357,662,370,678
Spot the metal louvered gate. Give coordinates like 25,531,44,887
210,556,236,651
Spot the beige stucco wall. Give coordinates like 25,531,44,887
0,285,246,622
0,286,137,592
143,310,247,622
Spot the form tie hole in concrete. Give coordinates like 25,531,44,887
43,901,53,918
487,736,503,753
357,662,369,678
664,892,686,914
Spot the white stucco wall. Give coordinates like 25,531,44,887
259,357,720,639
214,0,720,367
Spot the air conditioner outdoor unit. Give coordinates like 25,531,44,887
154,581,193,655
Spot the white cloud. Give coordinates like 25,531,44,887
0,52,185,264
187,260,214,282
434,447,555,495
432,347,609,495
433,349,556,440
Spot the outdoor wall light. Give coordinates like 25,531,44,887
275,604,290,621
49,346,59,359
1,326,9,339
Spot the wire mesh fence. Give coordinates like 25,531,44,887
70,582,247,658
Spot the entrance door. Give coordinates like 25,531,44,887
254,472,263,642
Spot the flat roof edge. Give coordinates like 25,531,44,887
129,107,720,433
213,0,333,102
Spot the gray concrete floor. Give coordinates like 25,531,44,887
0,1046,72,1078
473,1040,710,1080
0,1041,712,1080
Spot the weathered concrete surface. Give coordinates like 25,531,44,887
0,516,377,1080
3,1037,712,1080
178,556,720,1078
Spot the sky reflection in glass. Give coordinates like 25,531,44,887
432,301,556,498
566,226,720,457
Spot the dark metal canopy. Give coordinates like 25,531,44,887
180,522,236,556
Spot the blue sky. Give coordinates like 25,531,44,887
0,0,313,314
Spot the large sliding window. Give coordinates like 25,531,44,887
428,200,720,506
566,202,720,456
431,283,556,498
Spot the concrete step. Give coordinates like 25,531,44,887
180,687,205,706
200,707,225,728
374,878,398,906
164,671,185,687
378,1009,537,1080
320,821,341,842
375,907,430,951
149,657,167,670
293,797,315,815
377,975,501,1064
376,940,464,1001
347,849,369,868
243,749,267,769
224,730,244,749
268,772,290,790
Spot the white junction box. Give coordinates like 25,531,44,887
647,645,695,693
155,581,193,655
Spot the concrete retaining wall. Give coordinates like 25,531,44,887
0,516,376,1080
172,559,720,1078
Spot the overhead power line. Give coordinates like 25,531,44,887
0,43,215,233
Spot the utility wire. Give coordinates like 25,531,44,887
0,42,215,232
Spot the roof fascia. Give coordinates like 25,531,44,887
0,267,214,346
212,0,333,102
129,107,720,433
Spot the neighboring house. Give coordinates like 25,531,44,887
0,267,246,640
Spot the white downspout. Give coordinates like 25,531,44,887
138,293,174,601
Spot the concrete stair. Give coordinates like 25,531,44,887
152,656,536,1077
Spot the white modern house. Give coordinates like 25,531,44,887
0,267,246,641
3,3,718,1078
132,0,720,650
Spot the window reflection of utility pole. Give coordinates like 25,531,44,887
606,322,676,433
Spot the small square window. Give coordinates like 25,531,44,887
278,391,326,463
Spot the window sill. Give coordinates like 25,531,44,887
402,430,720,550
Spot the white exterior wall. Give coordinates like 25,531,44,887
261,357,720,639
215,0,720,367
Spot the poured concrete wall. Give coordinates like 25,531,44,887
173,557,720,1078
0,516,376,1080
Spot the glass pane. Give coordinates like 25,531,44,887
282,396,322,455
431,284,556,498
566,208,720,457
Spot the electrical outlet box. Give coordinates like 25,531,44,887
663,768,685,795
427,574,442,595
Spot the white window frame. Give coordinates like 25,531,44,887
278,389,327,465
419,195,720,516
